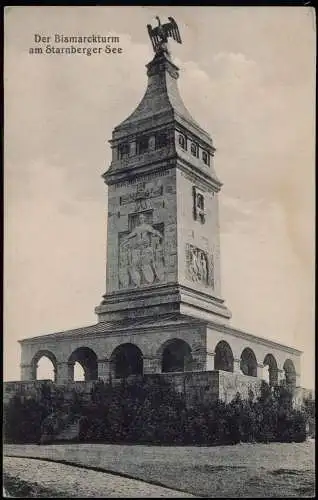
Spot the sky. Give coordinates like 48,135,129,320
4,6,315,388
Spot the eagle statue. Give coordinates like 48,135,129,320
147,16,182,55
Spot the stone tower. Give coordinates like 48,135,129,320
18,22,301,389
95,48,232,327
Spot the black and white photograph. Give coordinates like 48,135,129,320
3,6,315,497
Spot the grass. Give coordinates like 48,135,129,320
4,441,316,497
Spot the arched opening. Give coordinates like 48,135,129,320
214,341,234,372
240,348,257,377
31,350,57,382
161,339,192,373
110,343,143,379
263,353,278,386
68,347,98,382
283,359,296,387
73,362,85,382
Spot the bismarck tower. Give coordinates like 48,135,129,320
18,17,301,394
96,17,231,328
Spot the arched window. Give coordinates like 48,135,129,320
161,339,192,373
31,350,57,382
263,353,278,386
110,343,143,379
31,351,57,382
240,348,258,377
193,187,206,224
68,347,98,382
283,359,296,388
214,341,234,372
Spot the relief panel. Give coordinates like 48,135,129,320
118,212,165,289
185,243,214,288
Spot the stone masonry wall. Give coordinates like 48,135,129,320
4,370,262,409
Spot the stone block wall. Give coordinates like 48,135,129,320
4,370,264,409
3,380,55,405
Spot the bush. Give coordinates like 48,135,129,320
4,393,49,444
4,377,309,445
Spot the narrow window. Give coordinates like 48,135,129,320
191,142,199,158
118,143,129,159
178,134,186,150
202,150,210,166
137,136,149,154
193,187,206,224
156,132,168,149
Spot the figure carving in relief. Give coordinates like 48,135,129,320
125,213,162,246
119,214,165,288
186,244,213,286
189,249,200,283
199,252,208,283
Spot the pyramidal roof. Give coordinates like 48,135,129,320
112,51,213,147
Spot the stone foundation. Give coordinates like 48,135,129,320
3,370,265,409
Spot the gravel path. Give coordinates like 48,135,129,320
3,457,198,498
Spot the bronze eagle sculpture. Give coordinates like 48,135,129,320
147,16,182,54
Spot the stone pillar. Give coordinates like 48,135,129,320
191,345,207,371
206,351,215,371
257,363,264,379
56,362,72,384
233,358,241,374
143,356,161,374
277,368,285,384
295,372,301,388
20,364,33,381
97,358,111,381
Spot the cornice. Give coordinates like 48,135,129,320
206,321,303,355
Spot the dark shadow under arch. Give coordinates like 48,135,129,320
161,338,192,373
110,343,143,379
240,347,257,377
263,353,278,386
214,341,234,372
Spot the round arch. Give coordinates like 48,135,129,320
214,341,234,372
283,359,296,387
160,338,192,373
263,353,278,386
240,348,257,377
31,350,57,381
110,343,143,379
68,347,98,382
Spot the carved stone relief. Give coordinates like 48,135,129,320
119,213,165,289
119,182,163,206
185,243,214,288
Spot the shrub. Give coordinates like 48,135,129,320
4,377,309,445
4,393,49,444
